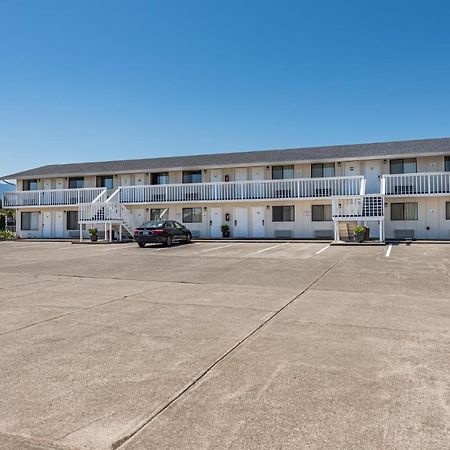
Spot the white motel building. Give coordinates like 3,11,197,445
2,137,450,242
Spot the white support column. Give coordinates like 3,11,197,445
79,224,83,242
119,224,122,242
104,223,107,241
379,220,383,242
334,220,339,242
109,223,112,242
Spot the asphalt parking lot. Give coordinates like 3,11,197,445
0,240,449,449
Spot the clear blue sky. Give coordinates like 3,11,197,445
1,0,450,176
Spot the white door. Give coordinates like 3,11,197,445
344,161,360,176
55,211,64,238
120,174,130,186
233,207,248,237
251,167,265,180
134,209,146,227
210,169,222,183
235,168,247,181
134,173,146,186
55,178,64,189
43,179,52,190
209,207,222,238
251,206,265,238
364,161,382,194
42,211,52,238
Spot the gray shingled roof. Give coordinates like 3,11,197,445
2,137,450,179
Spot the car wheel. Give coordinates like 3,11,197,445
185,232,192,244
165,235,173,247
138,242,146,248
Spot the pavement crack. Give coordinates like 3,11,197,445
0,285,164,337
112,259,341,449
127,298,275,313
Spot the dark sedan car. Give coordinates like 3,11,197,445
133,220,192,247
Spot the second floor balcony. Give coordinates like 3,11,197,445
2,187,105,208
117,176,363,204
2,176,363,208
383,172,450,196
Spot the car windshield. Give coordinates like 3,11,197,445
141,221,165,228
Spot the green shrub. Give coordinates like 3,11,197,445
0,230,15,240
354,226,366,234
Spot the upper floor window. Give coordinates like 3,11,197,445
96,175,114,189
311,163,335,178
151,172,169,185
272,165,294,180
390,158,417,174
68,177,84,189
23,179,38,191
445,156,450,172
183,170,202,184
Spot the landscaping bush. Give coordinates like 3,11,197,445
0,229,15,240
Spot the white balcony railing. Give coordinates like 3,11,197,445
2,188,106,208
332,195,384,220
116,176,364,204
383,172,450,196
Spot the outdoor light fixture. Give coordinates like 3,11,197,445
266,205,270,209
203,207,207,211
383,159,387,164
266,166,270,170
224,175,230,182
337,162,341,167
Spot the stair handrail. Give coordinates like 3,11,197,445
91,189,108,203
105,187,121,203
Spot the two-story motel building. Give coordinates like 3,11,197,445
2,137,450,242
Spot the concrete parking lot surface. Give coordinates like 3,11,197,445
0,240,448,449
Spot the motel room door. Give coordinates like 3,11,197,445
42,211,52,238
55,211,64,238
251,206,265,238
233,207,248,238
364,161,382,194
209,207,222,238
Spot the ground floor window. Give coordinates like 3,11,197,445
67,211,78,230
150,208,169,220
182,207,202,223
446,202,450,220
311,205,332,221
391,202,418,220
272,205,295,222
21,212,39,230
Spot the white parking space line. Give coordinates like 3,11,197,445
200,243,240,253
315,244,330,255
385,244,392,258
104,245,134,251
255,242,289,254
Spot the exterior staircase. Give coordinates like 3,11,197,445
78,187,136,240
337,221,357,242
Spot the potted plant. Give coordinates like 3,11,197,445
221,224,230,238
88,227,98,242
353,226,365,242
